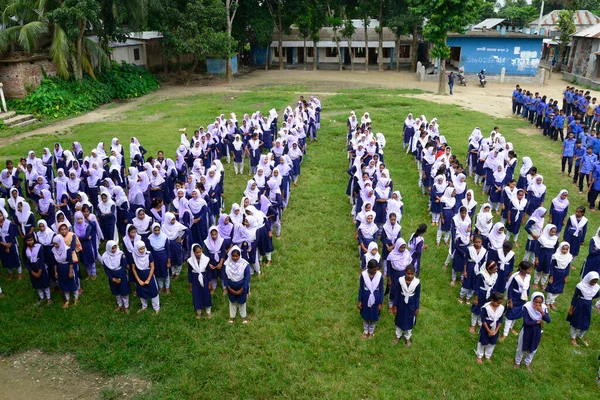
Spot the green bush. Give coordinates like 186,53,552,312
9,62,160,118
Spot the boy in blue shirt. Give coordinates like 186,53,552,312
588,162,600,211
593,99,600,131
522,92,530,119
562,131,576,176
553,110,565,141
512,85,520,114
593,130,600,158
573,139,585,184
516,89,524,115
579,146,598,193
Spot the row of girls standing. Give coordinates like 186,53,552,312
401,112,600,367
346,110,425,346
0,96,320,321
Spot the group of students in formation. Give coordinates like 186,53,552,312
0,95,321,324
345,108,600,372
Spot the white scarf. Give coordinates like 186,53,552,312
487,222,506,250
524,292,547,321
468,246,487,274
482,302,505,331
497,250,515,271
132,241,150,270
506,272,530,301
538,224,558,249
480,267,498,299
362,270,382,308
224,251,249,282
569,214,588,237
552,241,573,270
102,240,124,271
510,194,527,221
399,276,420,304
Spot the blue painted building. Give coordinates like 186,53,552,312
206,55,238,74
447,31,544,75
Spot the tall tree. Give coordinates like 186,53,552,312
557,9,576,70
422,0,481,95
498,0,538,27
297,13,311,71
224,0,239,83
265,0,295,70
340,14,356,71
327,0,344,71
386,0,423,72
357,0,373,71
230,0,274,69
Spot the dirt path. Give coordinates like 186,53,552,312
0,69,571,148
0,350,151,400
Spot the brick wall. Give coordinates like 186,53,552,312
0,59,58,99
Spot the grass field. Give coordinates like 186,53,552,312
0,87,599,399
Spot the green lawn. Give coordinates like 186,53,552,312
0,88,599,399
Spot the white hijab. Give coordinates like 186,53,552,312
188,244,210,287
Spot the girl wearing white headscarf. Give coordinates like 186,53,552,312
544,242,572,309
505,188,527,244
533,224,558,288
224,246,251,324
387,239,412,310
470,261,498,334
523,207,546,263
430,175,447,225
131,240,160,313
101,240,130,312
52,235,79,308
563,206,588,266
517,156,533,190
361,242,382,271
358,257,384,338
437,187,456,247
357,211,379,257
204,225,227,292
98,188,118,242
459,234,487,304
549,189,569,234
489,164,506,213
392,265,420,347
568,271,600,347
502,260,533,340
148,222,171,294
402,113,415,150
162,212,187,278
526,175,546,217
514,291,550,370
188,243,212,317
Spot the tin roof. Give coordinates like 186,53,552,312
473,18,507,30
529,10,600,28
270,26,411,47
573,23,600,38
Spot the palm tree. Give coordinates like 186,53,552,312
0,0,109,79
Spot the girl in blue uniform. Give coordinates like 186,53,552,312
98,190,117,242
73,211,95,279
204,226,227,293
357,211,378,258
430,175,446,226
450,219,471,286
437,187,456,247
500,180,517,224
380,213,401,262
101,240,130,313
489,164,506,213
148,223,171,294
224,246,251,324
514,291,551,371
408,224,427,277
563,206,587,268
470,261,498,334
549,190,569,234
476,291,504,364
36,220,57,289
460,235,487,305
523,207,546,263
132,241,160,314
393,265,420,347
358,259,384,339
23,234,51,306
0,211,22,280
501,261,533,340
162,212,188,279
545,241,572,310
188,243,212,318
534,224,558,289
52,235,79,308
568,271,600,347
526,175,547,217
386,239,412,311
505,189,527,246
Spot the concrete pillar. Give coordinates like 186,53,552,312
500,67,506,83
539,68,546,85
0,83,6,113
417,61,422,73
419,65,425,81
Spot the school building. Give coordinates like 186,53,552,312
253,20,415,69
446,30,544,76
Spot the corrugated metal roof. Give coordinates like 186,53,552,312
573,23,600,38
473,18,507,30
87,36,144,48
128,31,163,40
529,10,600,27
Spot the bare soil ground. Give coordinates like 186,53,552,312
0,350,151,400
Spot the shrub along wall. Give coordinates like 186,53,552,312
8,62,160,118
